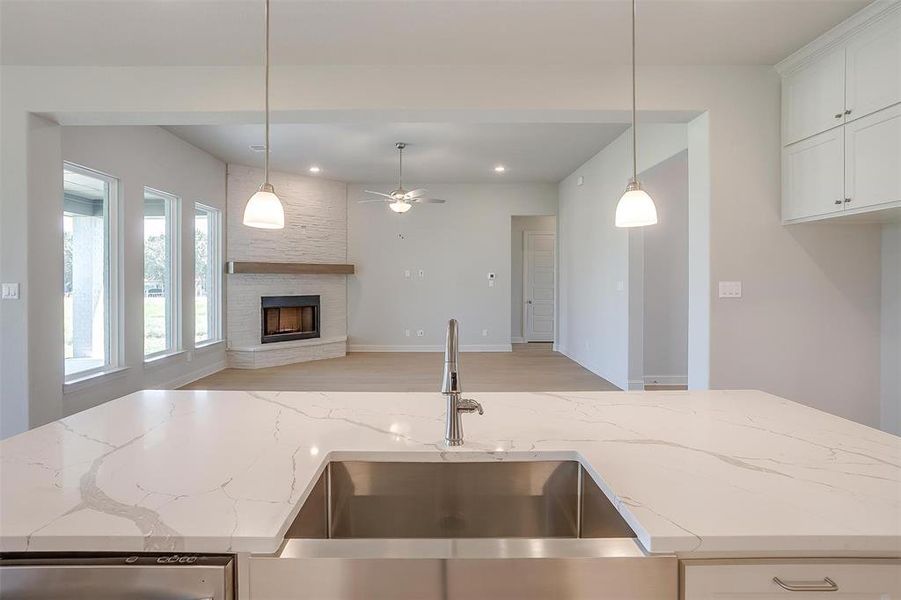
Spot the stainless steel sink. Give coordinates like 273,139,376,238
286,460,636,539
252,461,677,600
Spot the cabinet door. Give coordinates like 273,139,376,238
683,560,901,599
783,48,846,145
845,102,901,211
846,10,901,121
782,127,845,222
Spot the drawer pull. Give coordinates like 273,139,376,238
773,576,838,592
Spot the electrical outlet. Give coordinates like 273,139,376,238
718,281,742,298
404,329,411,337
416,329,424,337
616,281,625,292
577,175,584,186
1,283,19,300
482,329,488,337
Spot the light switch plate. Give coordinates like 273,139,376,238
1,283,20,300
718,281,742,298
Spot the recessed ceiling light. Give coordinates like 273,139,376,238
494,165,506,173
309,166,321,174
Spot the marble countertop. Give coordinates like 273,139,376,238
0,389,898,556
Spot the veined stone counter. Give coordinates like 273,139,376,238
0,390,898,556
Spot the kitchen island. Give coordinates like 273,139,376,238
1,389,899,597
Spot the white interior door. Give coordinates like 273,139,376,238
523,231,555,342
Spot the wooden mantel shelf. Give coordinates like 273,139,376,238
226,261,355,275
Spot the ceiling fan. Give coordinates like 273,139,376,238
360,143,446,213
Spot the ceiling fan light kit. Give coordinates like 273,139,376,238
614,0,658,228
361,142,447,213
242,0,285,230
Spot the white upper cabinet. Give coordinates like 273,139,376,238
845,102,901,211
783,48,846,145
846,11,901,121
779,2,901,223
783,128,845,221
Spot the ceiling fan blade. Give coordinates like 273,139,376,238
414,198,446,204
406,188,428,199
364,190,394,199
358,199,389,204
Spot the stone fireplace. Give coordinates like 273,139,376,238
225,164,349,369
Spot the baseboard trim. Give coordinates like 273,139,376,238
349,344,513,353
643,375,688,386
166,360,227,389
628,379,645,391
510,336,525,344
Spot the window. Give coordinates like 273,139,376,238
63,164,119,380
143,188,180,358
194,204,222,344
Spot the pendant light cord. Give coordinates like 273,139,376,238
631,0,638,181
264,0,271,185
398,144,404,189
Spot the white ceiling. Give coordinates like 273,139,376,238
1,0,870,67
166,122,632,183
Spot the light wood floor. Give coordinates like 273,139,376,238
182,343,620,392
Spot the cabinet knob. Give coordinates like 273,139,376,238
834,200,843,205
834,113,844,119
844,109,852,116
844,198,852,204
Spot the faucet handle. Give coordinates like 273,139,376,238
458,398,483,415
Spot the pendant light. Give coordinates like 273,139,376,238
242,0,285,229
615,0,658,228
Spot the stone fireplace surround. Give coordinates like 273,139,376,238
225,164,349,369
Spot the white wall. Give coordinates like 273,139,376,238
641,151,689,385
558,124,688,390
347,183,557,351
50,126,226,420
883,223,901,435
511,215,556,342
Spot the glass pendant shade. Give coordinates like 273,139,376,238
389,200,413,213
243,183,285,229
615,181,658,228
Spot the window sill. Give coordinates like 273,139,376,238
193,339,224,351
144,350,186,367
63,367,130,393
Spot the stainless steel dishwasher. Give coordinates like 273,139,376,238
0,553,235,599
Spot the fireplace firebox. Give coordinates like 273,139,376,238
261,295,320,344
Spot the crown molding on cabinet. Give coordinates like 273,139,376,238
776,0,901,76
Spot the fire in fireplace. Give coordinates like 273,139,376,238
261,295,320,344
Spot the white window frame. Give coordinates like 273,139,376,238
193,203,223,346
63,162,122,383
143,187,182,360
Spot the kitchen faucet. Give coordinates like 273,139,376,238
441,319,483,446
